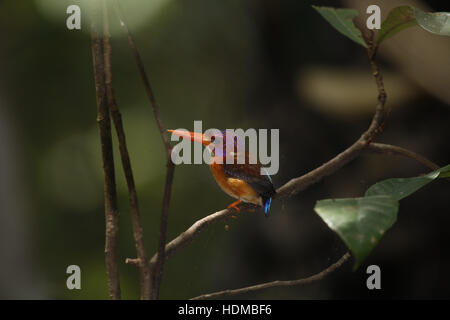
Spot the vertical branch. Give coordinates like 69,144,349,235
90,0,121,300
102,1,151,300
363,30,387,143
112,1,171,153
113,1,175,299
153,158,175,299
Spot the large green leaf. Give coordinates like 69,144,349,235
312,6,367,48
377,6,418,44
365,164,450,200
315,195,398,269
415,8,450,36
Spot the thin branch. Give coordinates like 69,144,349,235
190,252,351,300
102,1,151,300
112,1,170,152
275,140,367,198
152,160,176,299
90,0,121,300
113,0,175,299
366,143,439,171
149,206,248,268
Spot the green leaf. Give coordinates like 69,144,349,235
314,196,398,269
365,173,438,200
312,5,367,48
377,6,418,44
415,8,450,36
365,164,450,200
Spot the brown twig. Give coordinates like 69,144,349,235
90,0,121,300
102,1,151,300
190,252,351,300
149,206,246,268
112,1,171,152
152,160,176,299
113,0,175,299
367,143,440,171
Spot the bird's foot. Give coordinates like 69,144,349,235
227,200,242,213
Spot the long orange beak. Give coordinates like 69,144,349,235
168,129,211,146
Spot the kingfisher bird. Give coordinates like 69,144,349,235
168,129,276,216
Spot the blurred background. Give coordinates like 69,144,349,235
0,0,449,299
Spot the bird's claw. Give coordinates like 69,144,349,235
227,200,242,213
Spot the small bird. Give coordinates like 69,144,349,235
169,129,276,216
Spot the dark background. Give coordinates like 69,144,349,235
0,0,449,299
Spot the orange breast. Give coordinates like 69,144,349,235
209,159,261,206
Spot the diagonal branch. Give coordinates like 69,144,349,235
190,252,351,300
113,0,175,299
102,1,151,300
149,206,248,268
90,0,121,300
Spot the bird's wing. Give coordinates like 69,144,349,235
222,154,275,200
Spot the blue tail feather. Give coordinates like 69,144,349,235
264,197,272,217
